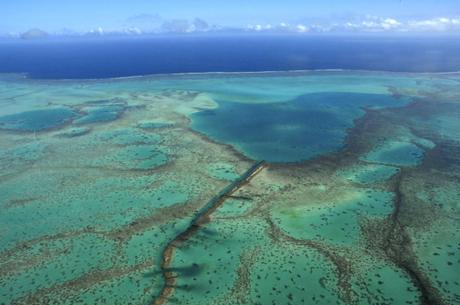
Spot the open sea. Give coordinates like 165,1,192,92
1,34,460,79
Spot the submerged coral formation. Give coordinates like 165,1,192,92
0,71,459,305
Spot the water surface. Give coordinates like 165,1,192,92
0,71,459,305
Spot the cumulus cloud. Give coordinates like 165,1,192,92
161,18,211,33
88,27,104,35
408,17,460,32
296,24,309,33
247,22,324,33
381,18,402,30
247,24,273,31
319,16,460,33
8,14,460,38
344,16,403,32
346,16,460,33
162,19,191,33
193,18,209,31
243,15,460,34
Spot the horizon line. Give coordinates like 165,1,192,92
2,69,459,83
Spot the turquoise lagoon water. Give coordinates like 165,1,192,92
191,92,410,162
0,108,77,132
0,71,459,305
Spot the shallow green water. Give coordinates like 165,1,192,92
0,71,459,305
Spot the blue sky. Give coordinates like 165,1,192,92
1,0,460,34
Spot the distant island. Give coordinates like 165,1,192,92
20,28,49,40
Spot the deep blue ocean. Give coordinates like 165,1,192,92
1,34,460,79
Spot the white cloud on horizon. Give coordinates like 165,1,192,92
344,17,403,32
342,16,460,33
3,15,460,38
246,16,460,34
407,17,460,32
